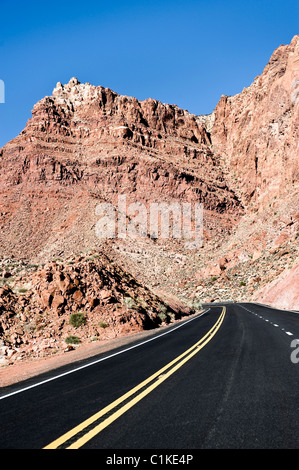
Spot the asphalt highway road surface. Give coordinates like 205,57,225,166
0,302,298,450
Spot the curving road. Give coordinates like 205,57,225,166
0,302,298,450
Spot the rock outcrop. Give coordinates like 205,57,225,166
254,263,299,311
0,251,192,364
211,35,299,210
0,76,242,261
0,36,298,367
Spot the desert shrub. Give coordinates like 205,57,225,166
157,312,167,322
18,287,28,294
157,303,168,322
136,297,148,309
69,312,86,328
123,296,137,309
65,335,81,345
0,276,15,285
99,321,108,328
190,300,202,311
90,335,99,342
239,281,246,287
158,303,168,313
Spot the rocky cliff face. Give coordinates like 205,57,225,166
0,36,298,366
212,35,299,210
0,77,242,261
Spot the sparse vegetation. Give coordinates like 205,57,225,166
190,300,203,311
157,312,167,322
65,335,81,345
0,276,14,285
123,296,137,309
90,335,99,342
18,287,28,294
69,312,86,328
135,297,148,309
157,303,169,322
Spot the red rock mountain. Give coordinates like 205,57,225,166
0,76,242,261
0,35,298,365
212,34,299,210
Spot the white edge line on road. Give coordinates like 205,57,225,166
239,305,295,337
0,309,210,401
251,302,299,314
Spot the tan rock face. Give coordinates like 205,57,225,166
254,264,299,310
211,35,299,210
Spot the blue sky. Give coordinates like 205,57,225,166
0,0,298,147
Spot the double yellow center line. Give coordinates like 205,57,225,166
44,306,226,449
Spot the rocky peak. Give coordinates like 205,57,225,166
211,35,299,209
0,70,242,262
0,37,298,370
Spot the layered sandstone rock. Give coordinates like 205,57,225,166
0,36,298,368
0,76,242,261
211,35,299,210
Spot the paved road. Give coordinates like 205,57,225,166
0,303,298,449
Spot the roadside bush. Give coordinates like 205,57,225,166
18,287,28,294
69,312,86,328
157,303,169,322
123,296,137,309
157,312,168,322
65,335,81,345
